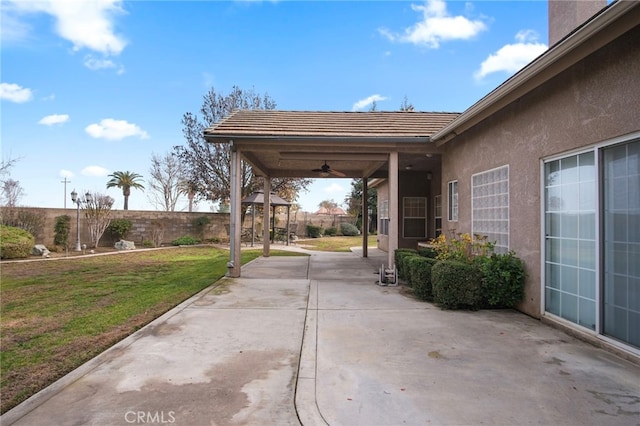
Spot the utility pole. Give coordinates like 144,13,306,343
61,178,71,208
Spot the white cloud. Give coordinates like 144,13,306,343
85,119,149,141
352,94,387,111
38,114,69,125
0,7,32,42
474,30,547,80
324,182,344,194
9,0,127,56
59,169,74,178
379,0,486,48
82,166,110,177
0,82,33,103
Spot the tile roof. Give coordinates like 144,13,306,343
204,110,460,140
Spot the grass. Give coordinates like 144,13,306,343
0,246,304,414
297,234,378,252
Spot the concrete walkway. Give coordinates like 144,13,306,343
2,248,640,426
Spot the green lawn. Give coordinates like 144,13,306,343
0,246,303,414
297,234,378,252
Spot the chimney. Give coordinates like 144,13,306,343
548,0,606,46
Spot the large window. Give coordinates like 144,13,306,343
448,180,458,221
379,200,389,236
472,165,509,253
434,195,442,237
403,197,427,238
543,137,640,350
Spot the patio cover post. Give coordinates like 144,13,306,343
227,143,242,277
362,178,368,258
263,179,271,257
389,152,399,268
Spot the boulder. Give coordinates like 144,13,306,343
114,240,136,250
32,244,50,258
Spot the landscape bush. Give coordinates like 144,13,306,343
406,256,437,300
432,260,483,309
0,208,45,237
306,224,323,238
478,252,527,308
53,215,71,248
339,223,359,236
171,235,200,246
0,225,35,259
394,248,418,280
107,219,132,240
324,226,338,236
417,246,438,259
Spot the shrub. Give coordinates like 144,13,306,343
193,216,211,238
324,227,338,236
0,209,45,237
53,215,71,248
151,221,165,247
340,223,359,236
394,248,418,280
171,235,200,246
107,219,132,240
406,256,437,300
306,224,323,238
430,232,494,263
432,260,483,310
0,225,35,259
479,252,527,308
418,246,438,259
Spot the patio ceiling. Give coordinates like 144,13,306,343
204,110,459,179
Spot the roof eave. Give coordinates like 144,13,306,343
431,1,639,146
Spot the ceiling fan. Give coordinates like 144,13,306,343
312,161,346,178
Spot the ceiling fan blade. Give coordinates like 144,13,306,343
329,169,346,177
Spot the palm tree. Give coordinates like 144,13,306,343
106,171,145,210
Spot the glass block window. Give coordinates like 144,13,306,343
448,180,458,221
472,165,509,253
403,197,427,238
379,200,389,236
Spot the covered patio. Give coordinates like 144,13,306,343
203,110,459,277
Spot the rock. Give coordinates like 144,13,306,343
114,240,136,250
32,244,50,258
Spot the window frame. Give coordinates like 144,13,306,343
448,180,458,222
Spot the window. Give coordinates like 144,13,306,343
543,137,640,350
379,200,389,235
448,180,458,221
434,195,442,237
403,197,427,238
472,165,509,253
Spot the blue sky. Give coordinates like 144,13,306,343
1,0,549,212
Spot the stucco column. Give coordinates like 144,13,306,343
263,179,271,257
362,177,368,258
389,152,399,268
227,143,242,277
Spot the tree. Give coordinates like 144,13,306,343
345,179,377,233
318,199,338,210
83,192,114,248
106,171,145,210
174,85,311,209
400,95,415,112
1,178,25,207
147,152,187,211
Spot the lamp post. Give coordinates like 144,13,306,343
71,190,92,252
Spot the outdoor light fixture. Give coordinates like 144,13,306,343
71,190,92,252
405,164,413,170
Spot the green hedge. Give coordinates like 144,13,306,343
306,224,323,238
406,256,437,300
0,225,35,259
394,248,418,280
171,235,200,246
479,252,526,308
324,227,338,236
432,260,483,309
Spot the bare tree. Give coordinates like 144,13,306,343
83,192,114,248
399,95,415,111
147,152,187,211
174,85,311,207
1,179,25,207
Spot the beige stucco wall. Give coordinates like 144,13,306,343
441,26,640,318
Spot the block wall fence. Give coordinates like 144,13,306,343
0,207,357,248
